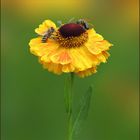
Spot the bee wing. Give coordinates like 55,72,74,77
57,20,63,26
68,17,75,23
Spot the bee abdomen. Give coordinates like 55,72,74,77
42,34,48,43
41,27,55,43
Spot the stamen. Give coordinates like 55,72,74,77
56,31,88,48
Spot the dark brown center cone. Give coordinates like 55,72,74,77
59,23,86,38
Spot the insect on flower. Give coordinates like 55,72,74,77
40,27,55,43
76,19,89,30
29,19,112,77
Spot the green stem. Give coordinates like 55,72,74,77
64,73,74,140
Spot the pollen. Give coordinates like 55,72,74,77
56,31,88,48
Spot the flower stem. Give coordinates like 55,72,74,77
64,73,74,140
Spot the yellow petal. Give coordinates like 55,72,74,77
85,29,112,55
96,53,107,63
62,64,75,73
42,62,62,75
49,48,72,65
29,37,59,57
102,51,110,59
76,67,97,78
70,47,93,71
87,29,104,41
86,40,112,54
35,20,56,35
70,46,101,71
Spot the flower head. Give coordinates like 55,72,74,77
29,19,112,77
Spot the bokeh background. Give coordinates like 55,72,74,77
1,0,139,140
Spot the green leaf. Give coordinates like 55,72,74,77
71,85,93,139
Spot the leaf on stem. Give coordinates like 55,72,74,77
71,85,93,139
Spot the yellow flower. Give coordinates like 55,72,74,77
29,19,112,77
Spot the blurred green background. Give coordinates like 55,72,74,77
1,0,139,140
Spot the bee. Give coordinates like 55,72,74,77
41,27,55,43
76,19,89,30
